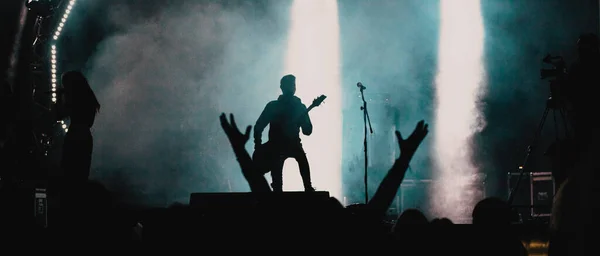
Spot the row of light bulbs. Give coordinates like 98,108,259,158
51,0,77,132
53,0,76,41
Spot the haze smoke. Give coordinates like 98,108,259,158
69,0,599,211
338,0,439,204
85,0,289,206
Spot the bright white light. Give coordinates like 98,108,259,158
50,44,67,133
50,45,57,103
61,120,69,133
283,0,342,199
432,0,487,223
50,0,77,109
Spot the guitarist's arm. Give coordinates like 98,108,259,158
300,104,313,136
254,102,275,145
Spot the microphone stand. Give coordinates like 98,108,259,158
358,82,373,204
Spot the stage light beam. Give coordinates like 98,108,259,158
282,0,342,199
432,0,487,223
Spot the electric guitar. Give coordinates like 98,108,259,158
303,95,327,116
253,95,327,174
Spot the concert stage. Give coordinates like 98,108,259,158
189,191,331,211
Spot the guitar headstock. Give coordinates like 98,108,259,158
310,95,327,108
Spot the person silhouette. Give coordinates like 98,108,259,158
565,34,600,154
253,74,314,192
58,71,100,183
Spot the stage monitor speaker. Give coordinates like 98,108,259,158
189,191,330,211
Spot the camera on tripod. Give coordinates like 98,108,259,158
508,54,572,215
540,54,569,109
540,54,567,80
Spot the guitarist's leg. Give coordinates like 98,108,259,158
270,157,285,192
294,144,313,191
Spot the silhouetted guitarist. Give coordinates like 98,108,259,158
253,74,325,192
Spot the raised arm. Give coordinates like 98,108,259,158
300,104,313,136
220,113,271,193
368,120,429,217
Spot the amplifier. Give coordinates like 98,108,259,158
508,172,554,218
531,172,554,217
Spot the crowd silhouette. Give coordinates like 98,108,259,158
2,34,600,255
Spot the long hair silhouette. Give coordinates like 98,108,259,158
60,71,100,183
61,71,100,116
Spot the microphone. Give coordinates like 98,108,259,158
357,82,366,90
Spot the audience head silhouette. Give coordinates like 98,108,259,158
472,197,512,225
395,208,428,225
431,218,453,225
61,70,100,113
280,74,296,96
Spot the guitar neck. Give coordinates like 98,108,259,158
305,95,325,114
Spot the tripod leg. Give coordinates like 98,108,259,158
532,107,551,150
508,106,550,205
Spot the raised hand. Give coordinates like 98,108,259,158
395,120,429,160
220,113,271,193
367,120,429,216
220,113,252,150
